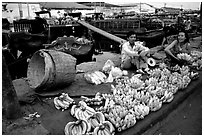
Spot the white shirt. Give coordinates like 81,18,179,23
121,41,149,62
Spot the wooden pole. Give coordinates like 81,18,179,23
2,55,21,119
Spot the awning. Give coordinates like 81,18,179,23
40,2,93,10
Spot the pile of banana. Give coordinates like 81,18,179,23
104,106,136,132
65,101,115,135
84,71,107,85
63,61,200,135
53,93,75,111
71,101,96,120
81,92,103,106
177,53,193,62
86,112,115,135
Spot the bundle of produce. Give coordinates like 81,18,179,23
133,103,150,119
116,113,136,132
85,112,115,135
84,71,107,85
191,59,202,70
64,119,91,135
179,65,191,79
177,53,193,62
189,71,199,80
103,104,135,132
147,95,162,112
190,50,202,60
53,93,75,111
159,62,168,69
87,112,105,129
133,90,151,105
102,59,115,74
160,90,174,103
167,84,179,94
106,67,124,83
93,121,115,135
145,77,159,87
130,74,145,89
71,101,96,120
81,92,103,106
169,64,181,72
147,68,162,78
181,75,191,89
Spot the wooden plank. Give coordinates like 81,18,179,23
77,20,127,44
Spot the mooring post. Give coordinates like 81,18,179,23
2,55,21,119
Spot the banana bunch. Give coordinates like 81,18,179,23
64,119,91,135
87,112,105,129
168,72,181,85
190,71,199,80
81,92,103,106
134,103,150,119
53,93,75,111
157,81,168,89
180,75,191,89
191,60,202,70
160,90,174,103
84,71,107,85
148,68,162,78
104,105,129,129
93,121,115,135
147,96,162,112
130,75,145,89
167,84,178,94
146,85,157,95
180,65,190,76
118,113,136,132
155,86,166,98
133,90,150,104
161,68,171,77
177,53,192,62
190,50,202,59
159,62,168,69
170,64,181,72
145,77,159,87
71,101,96,121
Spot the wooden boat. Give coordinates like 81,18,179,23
45,36,95,65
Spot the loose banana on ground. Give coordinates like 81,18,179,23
53,93,75,111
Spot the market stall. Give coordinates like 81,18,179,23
12,44,202,135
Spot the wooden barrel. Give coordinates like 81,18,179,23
27,49,76,91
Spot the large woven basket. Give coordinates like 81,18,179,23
27,49,76,91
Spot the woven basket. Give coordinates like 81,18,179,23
27,49,76,91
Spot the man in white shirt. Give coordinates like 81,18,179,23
121,31,149,70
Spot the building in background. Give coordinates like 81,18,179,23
2,2,41,23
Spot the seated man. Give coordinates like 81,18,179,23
121,31,149,70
